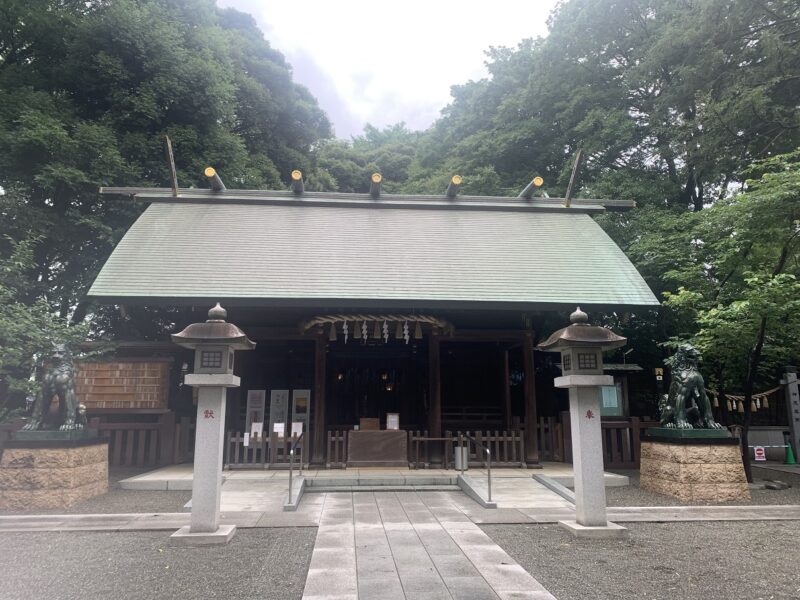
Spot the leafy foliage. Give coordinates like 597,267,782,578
0,0,331,404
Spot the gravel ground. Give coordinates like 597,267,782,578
1,467,191,516
483,520,800,600
604,466,800,507
0,528,315,600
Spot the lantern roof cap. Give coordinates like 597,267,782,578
171,303,255,350
537,307,627,351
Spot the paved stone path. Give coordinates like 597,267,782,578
5,466,800,599
303,490,554,600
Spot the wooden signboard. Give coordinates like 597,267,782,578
347,430,407,467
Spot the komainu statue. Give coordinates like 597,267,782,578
659,344,723,430
22,344,82,431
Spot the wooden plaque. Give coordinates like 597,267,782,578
347,430,407,467
359,417,380,431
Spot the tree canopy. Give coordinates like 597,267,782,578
0,0,331,400
1,0,799,414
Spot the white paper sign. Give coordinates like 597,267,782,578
291,421,304,438
269,390,289,441
245,390,266,433
250,422,263,438
243,432,250,447
273,422,285,438
386,413,400,430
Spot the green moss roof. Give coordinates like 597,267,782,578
88,196,658,309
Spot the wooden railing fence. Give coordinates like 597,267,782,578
2,413,658,471
560,414,659,469
447,430,526,468
224,431,305,469
89,412,176,468
536,416,565,461
173,416,195,463
326,430,347,468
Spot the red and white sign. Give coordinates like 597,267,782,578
753,446,766,462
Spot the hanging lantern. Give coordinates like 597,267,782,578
343,321,349,344
414,321,423,340
395,321,403,340
361,321,368,342
726,399,732,412
403,321,410,344
382,320,389,343
737,401,745,414
328,322,337,342
750,400,757,412
763,396,769,409
372,321,381,339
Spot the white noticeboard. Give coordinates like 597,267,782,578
291,421,304,438
273,422,285,438
269,389,289,440
292,389,311,432
245,390,266,435
250,422,263,438
386,413,400,430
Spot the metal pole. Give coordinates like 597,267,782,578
459,433,464,474
486,448,492,503
288,435,295,504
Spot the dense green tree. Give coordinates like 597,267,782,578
409,0,800,207
399,0,800,403
0,0,331,404
663,151,800,479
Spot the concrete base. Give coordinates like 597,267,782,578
640,440,750,503
169,524,237,546
0,440,108,510
283,476,305,512
457,474,497,508
558,520,628,539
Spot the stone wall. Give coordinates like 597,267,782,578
0,442,108,510
640,440,750,503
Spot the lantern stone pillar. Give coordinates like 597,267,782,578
169,303,255,545
538,307,627,538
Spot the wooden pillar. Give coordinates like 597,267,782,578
503,349,512,431
428,331,442,462
523,331,540,466
311,334,327,466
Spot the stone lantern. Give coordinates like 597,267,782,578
170,303,255,545
538,307,627,538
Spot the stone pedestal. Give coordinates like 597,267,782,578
566,382,609,527
640,436,750,503
0,439,108,510
555,374,628,538
187,384,228,534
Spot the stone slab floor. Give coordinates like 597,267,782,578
303,490,555,600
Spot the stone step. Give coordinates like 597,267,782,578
305,484,461,493
305,476,457,488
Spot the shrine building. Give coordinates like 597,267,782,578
84,172,658,468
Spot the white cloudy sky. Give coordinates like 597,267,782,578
217,0,561,139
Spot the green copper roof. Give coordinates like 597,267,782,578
88,200,658,309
